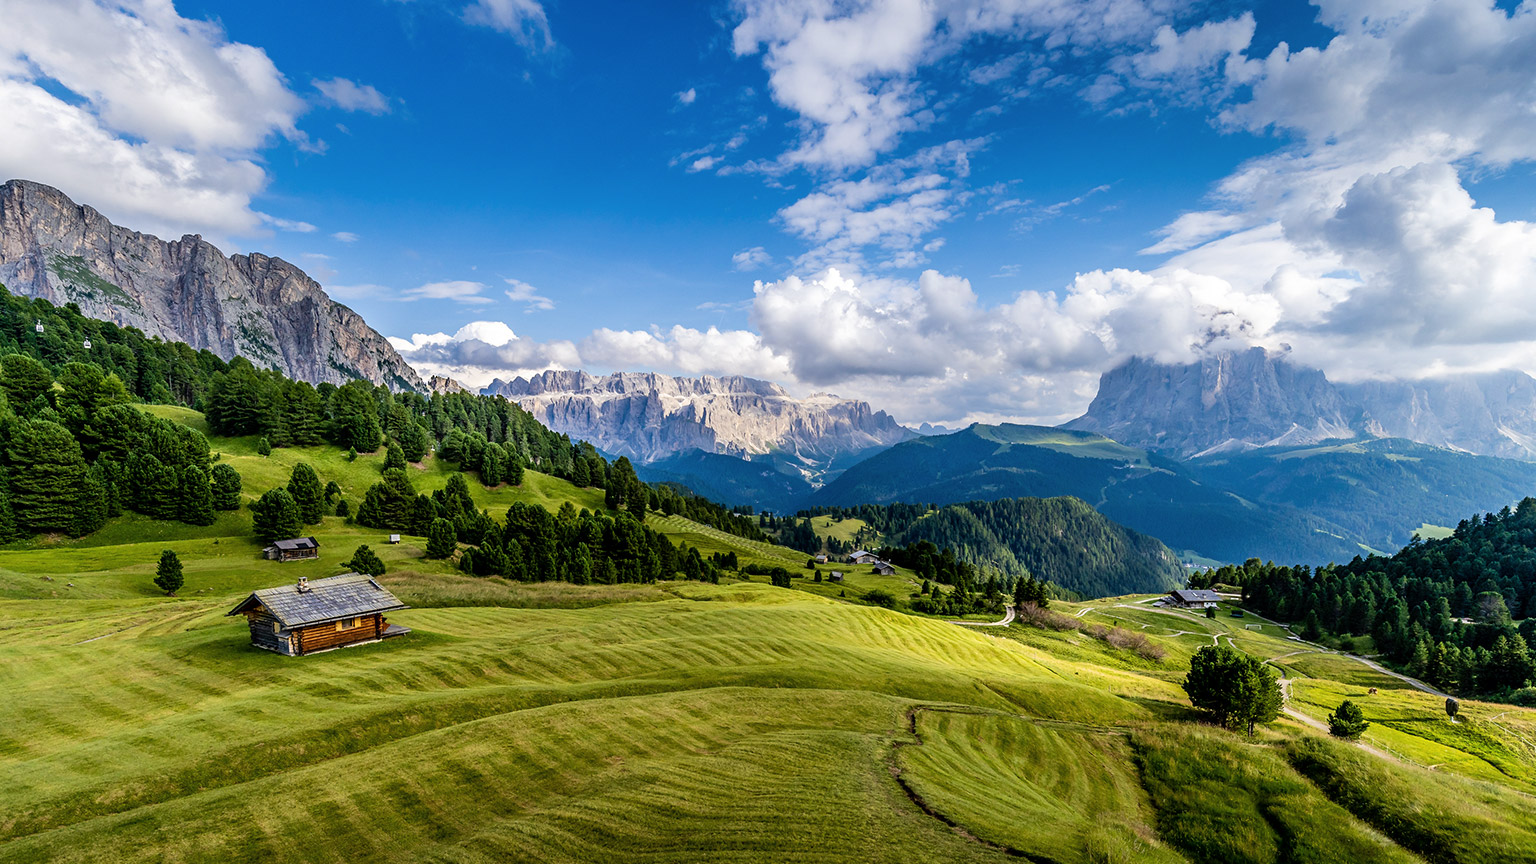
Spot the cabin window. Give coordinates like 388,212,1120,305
272,621,280,634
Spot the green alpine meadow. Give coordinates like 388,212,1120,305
7,0,1536,860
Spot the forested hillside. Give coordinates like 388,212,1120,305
1226,501,1536,703
811,421,1536,566
802,497,1186,598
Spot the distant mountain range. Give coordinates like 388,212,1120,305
1067,347,1536,460
812,422,1536,565
0,179,423,391
484,370,915,488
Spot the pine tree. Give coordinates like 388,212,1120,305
480,441,506,486
347,544,386,577
177,465,216,526
154,549,184,596
286,463,325,524
0,354,54,410
1328,700,1370,739
73,467,108,536
255,436,272,457
356,469,417,530
506,453,525,487
384,441,407,472
252,488,302,544
7,420,85,534
425,517,456,559
210,463,243,510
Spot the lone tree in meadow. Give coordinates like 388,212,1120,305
255,436,272,457
348,544,386,577
1328,700,1370,739
252,488,302,544
425,517,456,559
154,549,184,596
1182,645,1283,736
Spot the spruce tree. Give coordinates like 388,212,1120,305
506,453,525,487
286,463,325,524
255,436,272,457
210,463,243,510
154,549,184,596
356,469,417,530
7,420,85,534
176,465,216,526
74,467,108,537
384,441,407,472
425,517,456,559
252,488,302,544
480,441,506,486
0,354,53,410
1328,700,1370,739
347,544,386,577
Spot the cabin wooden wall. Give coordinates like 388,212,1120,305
245,613,292,654
295,614,384,654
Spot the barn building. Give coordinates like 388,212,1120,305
872,562,896,576
264,537,319,562
227,574,410,656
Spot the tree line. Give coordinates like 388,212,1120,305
1234,500,1536,704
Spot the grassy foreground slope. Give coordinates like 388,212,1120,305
1,412,1534,863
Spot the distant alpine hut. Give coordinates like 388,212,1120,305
814,553,828,564
227,574,410,656
388,534,401,544
849,550,876,565
264,536,319,562
1165,588,1221,609
829,572,844,582
872,561,896,576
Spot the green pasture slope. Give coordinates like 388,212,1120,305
0,410,1534,863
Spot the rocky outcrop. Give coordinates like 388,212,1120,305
484,370,916,480
1065,348,1355,457
1066,348,1536,460
428,375,470,394
0,179,424,391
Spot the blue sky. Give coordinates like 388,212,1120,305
4,0,1536,424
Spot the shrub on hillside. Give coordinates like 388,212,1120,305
1015,601,1079,632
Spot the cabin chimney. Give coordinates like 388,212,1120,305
297,576,309,593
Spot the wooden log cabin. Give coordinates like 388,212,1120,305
226,574,410,656
263,536,320,562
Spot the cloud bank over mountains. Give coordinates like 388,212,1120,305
397,0,1536,425
8,1,1536,428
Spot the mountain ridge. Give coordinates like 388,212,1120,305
0,179,424,391
485,369,916,483
1066,347,1536,460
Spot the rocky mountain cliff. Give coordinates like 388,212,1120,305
484,370,915,481
1066,347,1536,459
0,179,423,391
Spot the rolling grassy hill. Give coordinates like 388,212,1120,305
2,409,1534,863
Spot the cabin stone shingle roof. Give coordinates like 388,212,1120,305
228,574,406,629
1167,588,1221,608
271,537,319,552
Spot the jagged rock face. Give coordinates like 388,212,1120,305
428,375,469,394
1066,347,1536,460
1065,348,1355,457
485,370,916,476
0,179,424,391
1340,372,1536,460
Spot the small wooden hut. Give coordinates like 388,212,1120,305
263,537,319,562
226,574,409,656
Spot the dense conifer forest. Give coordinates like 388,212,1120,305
0,285,761,585
798,497,1186,598
1218,502,1536,703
